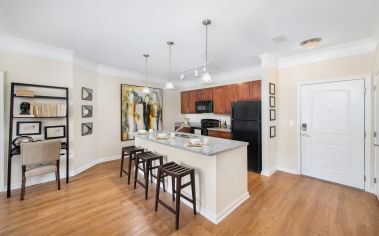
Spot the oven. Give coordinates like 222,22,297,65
201,119,220,136
195,101,213,113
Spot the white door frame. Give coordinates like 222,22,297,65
296,75,372,192
0,71,4,192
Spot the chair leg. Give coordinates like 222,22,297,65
120,150,125,177
175,177,181,230
144,160,150,200
190,171,196,215
127,153,132,185
56,160,61,190
171,176,175,201
155,168,162,212
20,165,26,201
133,157,139,189
159,158,166,192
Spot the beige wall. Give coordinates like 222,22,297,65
72,64,98,171
277,53,375,172
0,50,178,190
0,50,73,188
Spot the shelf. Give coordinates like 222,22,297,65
12,116,67,119
13,95,67,100
11,142,68,156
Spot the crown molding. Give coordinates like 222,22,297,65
0,36,167,84
277,38,377,69
259,53,278,68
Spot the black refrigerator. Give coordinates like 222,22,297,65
231,101,262,173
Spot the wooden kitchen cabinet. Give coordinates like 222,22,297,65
196,88,213,101
249,80,261,100
236,82,251,100
188,90,197,113
180,80,261,114
181,91,190,114
213,86,225,114
207,130,220,137
207,129,232,139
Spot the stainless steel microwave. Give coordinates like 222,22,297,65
195,100,213,113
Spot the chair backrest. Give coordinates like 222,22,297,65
21,140,61,166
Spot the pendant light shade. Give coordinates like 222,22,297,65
200,19,213,84
142,54,150,94
165,41,176,90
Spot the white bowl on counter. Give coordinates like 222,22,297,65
190,138,201,145
138,130,147,134
157,133,168,138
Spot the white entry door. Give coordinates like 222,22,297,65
300,79,365,189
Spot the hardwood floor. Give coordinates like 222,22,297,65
1,160,378,236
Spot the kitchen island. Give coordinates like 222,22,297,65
134,132,249,224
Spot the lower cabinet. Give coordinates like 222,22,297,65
207,130,232,139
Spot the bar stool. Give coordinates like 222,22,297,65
155,162,196,230
134,151,166,200
120,146,144,184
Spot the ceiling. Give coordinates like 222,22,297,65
0,0,378,82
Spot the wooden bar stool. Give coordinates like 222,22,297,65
134,151,166,200
120,146,144,184
155,162,196,230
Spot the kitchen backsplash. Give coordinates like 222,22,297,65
184,113,231,126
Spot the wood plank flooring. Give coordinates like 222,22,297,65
1,160,378,236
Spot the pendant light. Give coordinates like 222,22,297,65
200,19,213,84
142,54,151,94
165,41,176,90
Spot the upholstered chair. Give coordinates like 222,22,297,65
20,140,61,200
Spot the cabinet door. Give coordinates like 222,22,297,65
181,92,189,114
224,84,237,114
236,82,250,101
196,89,204,101
249,80,261,100
189,90,197,113
203,88,213,101
219,131,232,139
207,130,219,137
213,86,225,114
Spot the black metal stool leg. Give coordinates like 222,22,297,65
155,168,162,211
144,160,150,200
171,176,175,201
120,150,125,177
175,177,182,230
133,156,139,189
127,152,133,184
190,170,197,215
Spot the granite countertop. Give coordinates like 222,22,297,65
134,131,248,156
207,127,231,132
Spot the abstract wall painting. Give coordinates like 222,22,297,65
120,84,163,141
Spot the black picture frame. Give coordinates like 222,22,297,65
82,105,93,118
270,126,276,138
82,122,93,136
269,96,276,107
270,109,276,121
81,87,93,101
16,121,41,135
44,125,66,139
269,83,275,95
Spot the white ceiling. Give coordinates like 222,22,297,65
0,0,378,81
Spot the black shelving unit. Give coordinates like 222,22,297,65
7,82,70,198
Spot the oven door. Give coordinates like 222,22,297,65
196,101,213,113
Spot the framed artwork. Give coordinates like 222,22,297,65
269,96,276,107
270,126,276,138
82,122,93,136
82,105,93,118
121,84,163,141
16,121,41,135
45,125,66,139
269,83,275,95
82,87,93,101
270,109,276,121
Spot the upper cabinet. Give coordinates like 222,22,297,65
180,80,261,114
196,88,213,101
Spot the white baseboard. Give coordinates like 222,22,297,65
214,192,250,224
2,155,121,192
276,166,299,175
261,168,277,176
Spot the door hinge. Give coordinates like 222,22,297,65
364,175,366,182
374,131,377,138
374,85,377,92
364,131,366,138
374,178,377,184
